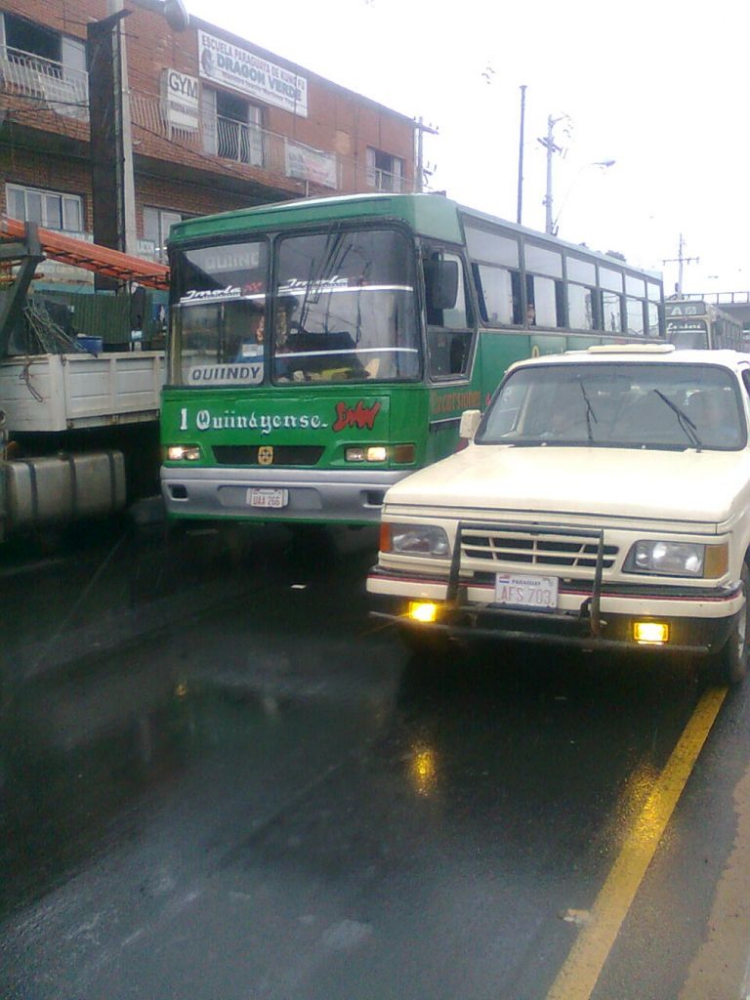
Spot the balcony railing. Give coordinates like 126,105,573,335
0,45,88,119
131,93,341,190
369,167,404,193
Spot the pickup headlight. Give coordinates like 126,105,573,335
624,541,728,578
381,523,450,557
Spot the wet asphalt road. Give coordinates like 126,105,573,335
2,518,750,999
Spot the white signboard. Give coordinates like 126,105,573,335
161,69,200,131
188,364,264,386
285,141,337,188
197,31,308,118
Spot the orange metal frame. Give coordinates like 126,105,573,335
0,216,170,290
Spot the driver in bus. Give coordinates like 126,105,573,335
273,298,303,379
233,304,265,360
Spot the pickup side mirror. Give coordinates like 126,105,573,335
425,259,459,311
459,409,481,440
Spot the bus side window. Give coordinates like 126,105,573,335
471,262,520,326
625,297,645,336
602,291,624,332
425,251,472,378
471,262,489,323
555,280,566,328
592,289,603,330
526,274,562,328
510,270,523,324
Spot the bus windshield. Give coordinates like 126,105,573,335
169,228,419,385
667,322,709,349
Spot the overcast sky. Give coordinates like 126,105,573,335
185,0,750,296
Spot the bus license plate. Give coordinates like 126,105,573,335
495,573,558,611
247,488,288,509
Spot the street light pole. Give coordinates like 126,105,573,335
516,85,526,225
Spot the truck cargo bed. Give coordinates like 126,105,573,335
0,351,165,432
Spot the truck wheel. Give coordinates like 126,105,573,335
713,563,749,685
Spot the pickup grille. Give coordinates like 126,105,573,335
461,529,618,571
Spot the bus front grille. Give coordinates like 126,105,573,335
212,445,325,466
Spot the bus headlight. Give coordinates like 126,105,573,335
345,444,415,464
381,523,450,557
167,444,202,461
345,446,388,463
624,541,728,578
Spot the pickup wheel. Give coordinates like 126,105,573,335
712,563,749,685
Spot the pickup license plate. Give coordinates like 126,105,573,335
247,487,288,509
495,573,558,611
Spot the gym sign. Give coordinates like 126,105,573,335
161,69,200,131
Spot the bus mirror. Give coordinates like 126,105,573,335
459,409,481,440
425,259,459,311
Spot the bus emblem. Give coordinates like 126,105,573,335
258,445,274,466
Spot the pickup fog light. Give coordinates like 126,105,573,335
626,541,727,578
345,446,388,462
408,601,440,623
167,445,201,461
381,523,451,557
633,621,670,644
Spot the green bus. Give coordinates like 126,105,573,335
161,193,664,526
665,297,745,351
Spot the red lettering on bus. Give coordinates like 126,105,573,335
333,400,381,432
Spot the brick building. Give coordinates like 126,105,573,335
0,0,417,262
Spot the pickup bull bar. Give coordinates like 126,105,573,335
370,520,718,654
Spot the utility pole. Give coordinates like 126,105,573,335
87,0,188,264
414,117,439,193
663,233,699,294
538,114,568,235
516,85,526,225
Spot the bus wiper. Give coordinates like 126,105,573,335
297,226,343,332
653,390,703,450
578,381,598,443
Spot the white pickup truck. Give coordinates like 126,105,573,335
367,345,750,683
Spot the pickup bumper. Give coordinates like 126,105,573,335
369,588,738,655
367,518,742,657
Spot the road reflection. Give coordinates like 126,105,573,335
0,527,727,1000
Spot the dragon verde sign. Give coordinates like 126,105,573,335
197,31,308,117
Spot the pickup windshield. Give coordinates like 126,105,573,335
477,361,747,451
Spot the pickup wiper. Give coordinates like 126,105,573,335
579,381,598,444
653,390,703,450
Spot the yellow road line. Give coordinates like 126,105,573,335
546,685,728,1000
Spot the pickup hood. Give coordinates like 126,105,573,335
389,445,750,524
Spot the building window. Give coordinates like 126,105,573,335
1,13,88,119
366,147,404,192
143,208,189,261
6,183,84,233
201,88,264,166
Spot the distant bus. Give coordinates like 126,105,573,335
665,297,744,350
161,193,665,528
